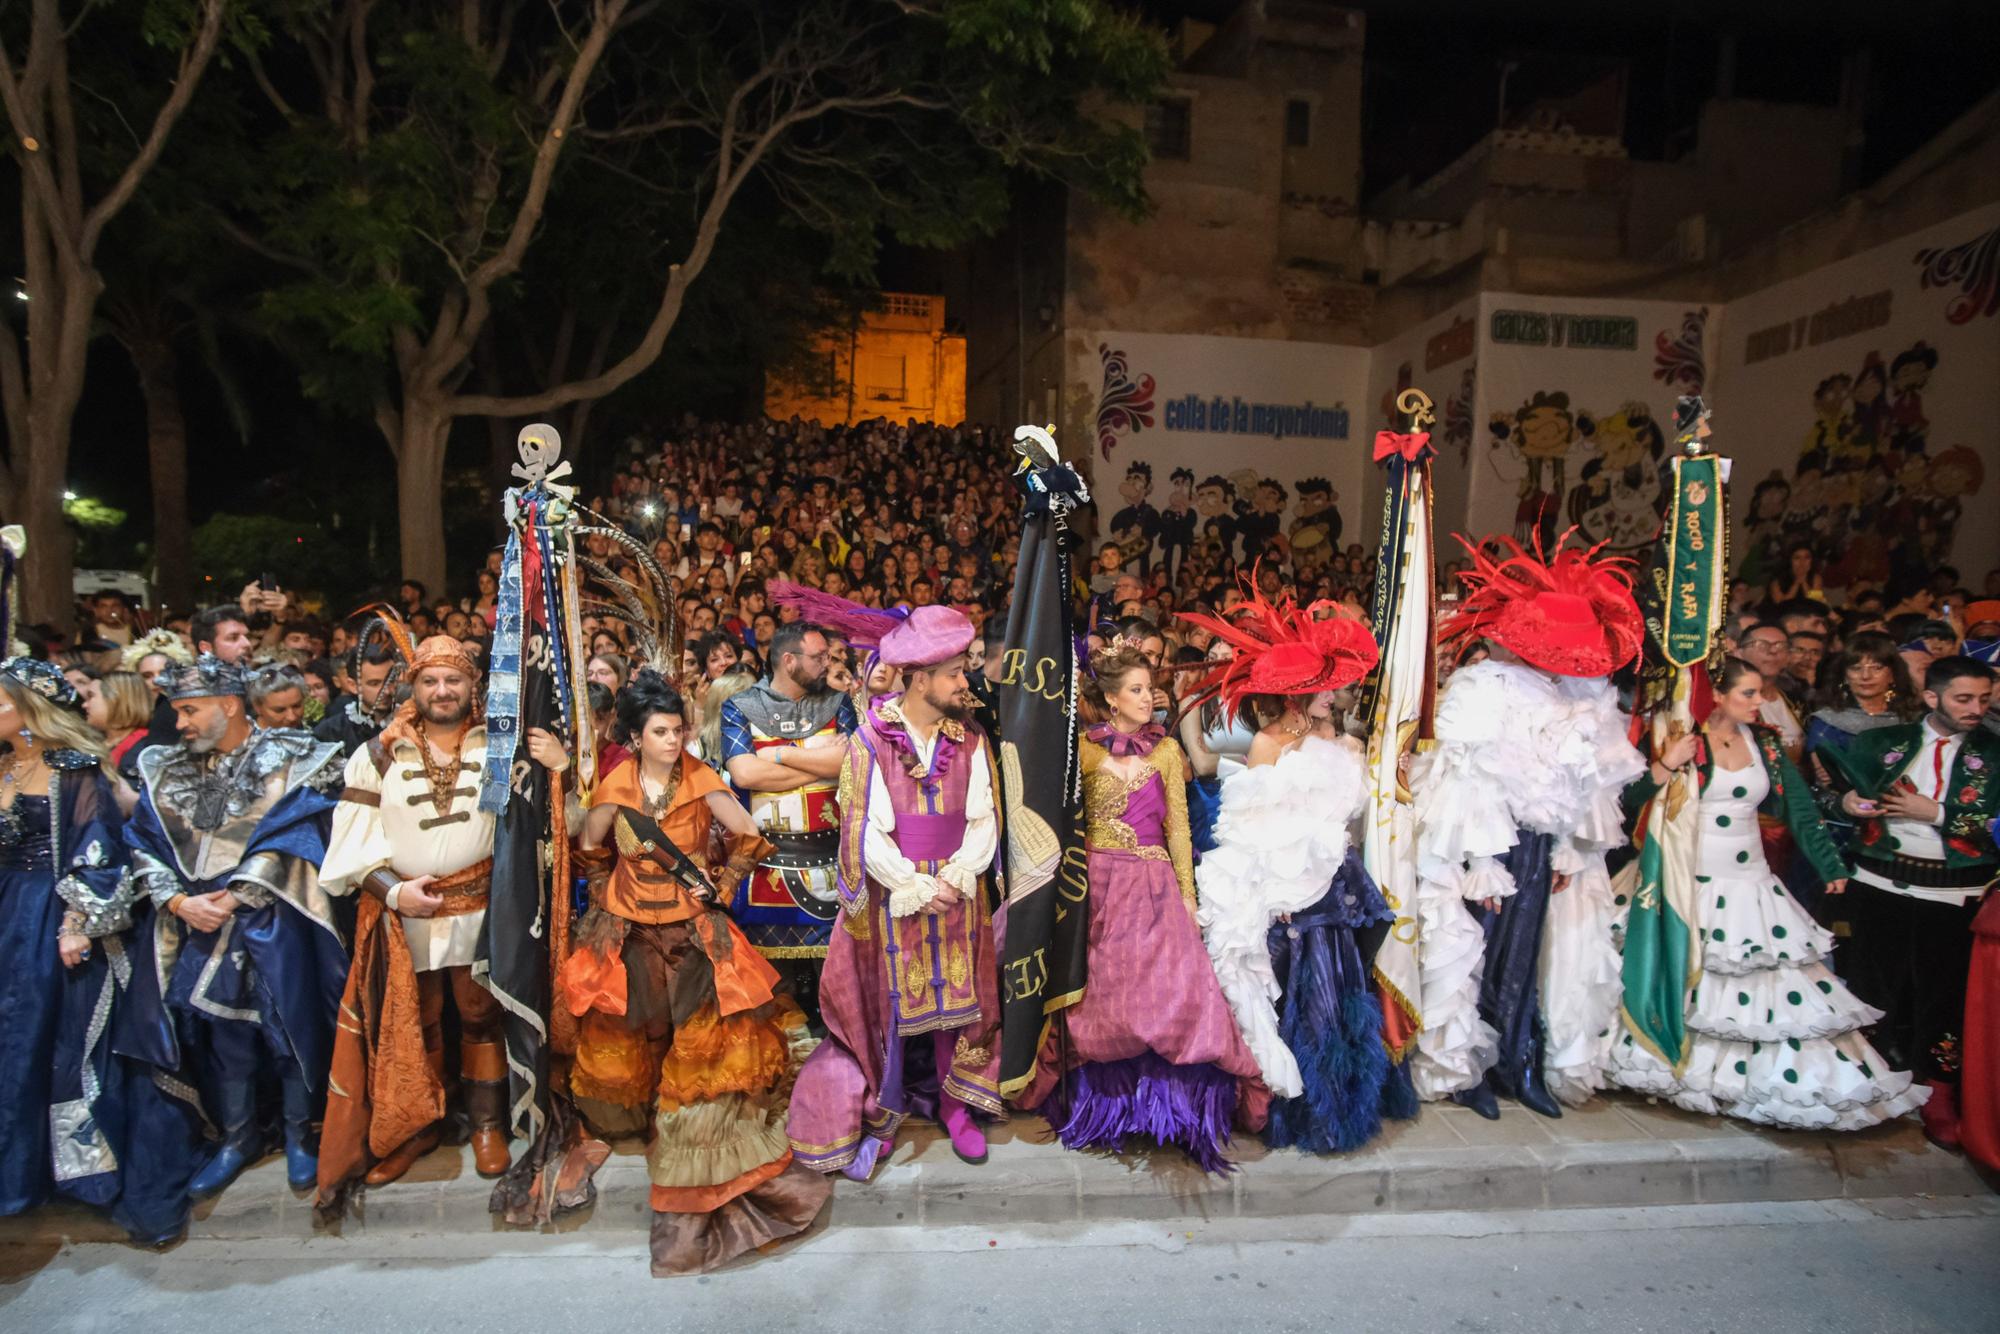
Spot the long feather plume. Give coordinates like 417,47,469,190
767,579,911,650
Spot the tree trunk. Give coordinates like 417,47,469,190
394,394,453,601
18,412,77,630
120,323,194,611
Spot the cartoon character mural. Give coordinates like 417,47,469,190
1887,341,1936,458
1568,401,1667,549
1441,362,1477,467
1109,460,1161,572
1157,467,1197,579
1488,389,1578,548
1289,477,1342,566
1739,338,1984,592
1237,475,1289,562
1192,473,1240,563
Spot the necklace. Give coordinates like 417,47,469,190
638,761,680,819
1278,714,1312,739
412,719,465,817
0,745,47,789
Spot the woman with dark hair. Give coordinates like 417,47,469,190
692,632,740,683
1016,645,1260,1171
1611,657,1924,1129
1808,631,1922,764
0,659,199,1246
1763,541,1821,612
1806,631,1924,861
555,670,828,1273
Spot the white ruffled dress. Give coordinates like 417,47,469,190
1610,756,1927,1129
1195,735,1367,1098
1409,661,1645,1105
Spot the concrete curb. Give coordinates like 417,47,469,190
3,1096,1988,1247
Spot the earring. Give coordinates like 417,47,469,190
18,726,31,745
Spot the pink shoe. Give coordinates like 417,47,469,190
939,1095,988,1165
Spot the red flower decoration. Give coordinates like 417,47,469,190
1959,786,1980,805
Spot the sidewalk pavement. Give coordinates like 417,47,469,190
1,1093,1989,1248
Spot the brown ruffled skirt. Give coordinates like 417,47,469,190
570,918,829,1273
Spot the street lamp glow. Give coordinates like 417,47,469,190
62,489,76,501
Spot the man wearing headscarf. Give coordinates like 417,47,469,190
317,636,514,1201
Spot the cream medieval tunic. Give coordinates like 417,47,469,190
320,728,494,972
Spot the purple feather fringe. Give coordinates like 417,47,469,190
767,579,910,650
1049,1052,1238,1175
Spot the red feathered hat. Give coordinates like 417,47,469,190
1176,569,1380,724
1441,529,1642,678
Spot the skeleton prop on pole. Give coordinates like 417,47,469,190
478,424,588,1204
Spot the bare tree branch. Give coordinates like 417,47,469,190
78,0,228,257
209,212,330,279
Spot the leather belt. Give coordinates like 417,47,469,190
362,856,495,918
762,828,837,868
1856,852,1995,891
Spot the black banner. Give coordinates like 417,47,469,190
478,567,557,1142
993,455,1090,1098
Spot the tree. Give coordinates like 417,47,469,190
230,0,1163,596
0,0,229,622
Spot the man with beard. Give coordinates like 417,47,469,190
786,604,1003,1180
316,637,514,1196
1835,657,1999,1146
125,656,348,1199
719,621,858,1007
315,640,402,759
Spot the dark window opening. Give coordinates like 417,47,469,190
1285,98,1312,148
1146,99,1191,161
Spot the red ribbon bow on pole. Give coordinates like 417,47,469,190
1373,430,1433,462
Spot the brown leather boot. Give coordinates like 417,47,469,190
363,1126,441,1186
463,1040,513,1178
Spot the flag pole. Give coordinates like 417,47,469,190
1618,396,1730,1071
1364,388,1441,1086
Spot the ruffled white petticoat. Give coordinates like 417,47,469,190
1196,736,1365,1098
1410,662,1644,1102
1610,758,1927,1129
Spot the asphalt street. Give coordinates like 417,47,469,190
4,1196,1996,1333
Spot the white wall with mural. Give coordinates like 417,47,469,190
1708,201,2000,595
1464,293,1716,554
1066,202,1999,597
1066,329,1372,576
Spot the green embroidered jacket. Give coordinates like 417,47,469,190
1826,721,2000,870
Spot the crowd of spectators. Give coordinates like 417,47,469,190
42,414,2000,782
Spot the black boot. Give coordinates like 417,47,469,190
1452,1080,1501,1120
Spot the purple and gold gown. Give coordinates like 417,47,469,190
1019,725,1261,1171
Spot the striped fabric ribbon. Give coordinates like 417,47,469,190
478,518,528,814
